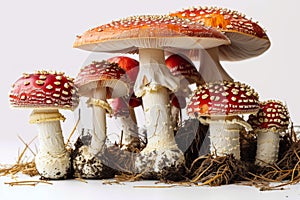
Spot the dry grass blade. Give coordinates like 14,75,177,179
4,180,52,186
0,136,38,177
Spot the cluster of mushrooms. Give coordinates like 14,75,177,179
8,6,293,182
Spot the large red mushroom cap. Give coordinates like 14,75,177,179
169,6,271,61
248,100,290,131
9,70,79,110
165,54,203,85
75,60,130,99
73,15,230,53
187,81,260,118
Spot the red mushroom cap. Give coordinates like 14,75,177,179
248,100,290,130
108,97,130,117
107,56,139,83
165,54,203,85
73,15,230,53
187,81,259,117
9,70,79,110
75,60,130,99
169,6,270,61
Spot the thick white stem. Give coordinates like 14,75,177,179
134,48,181,97
90,87,107,155
142,87,177,152
199,47,233,82
255,130,280,166
201,116,249,159
31,109,70,179
119,115,139,147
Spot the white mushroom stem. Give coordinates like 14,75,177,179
88,87,108,155
29,109,70,179
200,116,252,159
142,87,178,152
255,129,280,166
199,47,233,82
134,48,181,152
119,115,140,148
170,105,181,131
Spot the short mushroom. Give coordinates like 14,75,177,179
107,56,141,150
73,14,230,179
9,70,79,179
165,54,203,130
187,80,259,159
247,100,290,166
169,6,271,82
73,60,130,178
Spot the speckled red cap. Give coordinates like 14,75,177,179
75,60,130,99
9,70,79,110
248,100,290,130
73,15,230,53
169,6,271,61
187,81,259,117
165,54,203,85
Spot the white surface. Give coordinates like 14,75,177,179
1,0,300,199
1,172,300,200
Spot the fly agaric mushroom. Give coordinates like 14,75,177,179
9,70,79,179
73,60,130,178
165,54,203,131
169,6,271,82
107,56,141,150
247,100,290,166
187,81,259,159
73,14,230,178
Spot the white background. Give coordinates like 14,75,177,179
1,0,300,199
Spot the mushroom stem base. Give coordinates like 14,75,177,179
255,130,280,166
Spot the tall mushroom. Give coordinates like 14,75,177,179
165,54,203,131
73,60,130,178
247,100,290,166
169,6,271,82
107,56,141,150
73,14,230,178
187,80,259,159
9,70,79,179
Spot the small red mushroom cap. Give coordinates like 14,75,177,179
75,60,130,99
9,70,79,110
107,56,139,83
248,100,290,130
165,54,203,85
187,81,259,117
108,97,130,117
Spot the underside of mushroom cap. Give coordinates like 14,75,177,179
169,6,271,61
73,15,230,53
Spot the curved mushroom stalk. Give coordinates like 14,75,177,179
200,116,251,159
30,109,70,179
199,47,233,83
119,115,140,149
73,87,113,178
255,129,280,166
88,87,108,155
134,48,185,176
